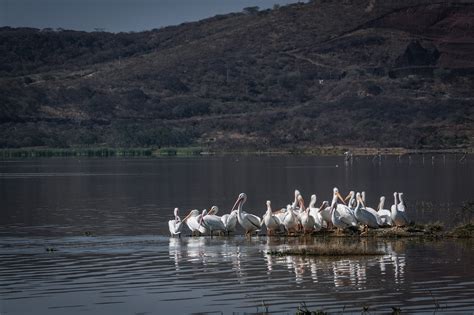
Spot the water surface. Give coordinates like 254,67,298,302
0,156,473,314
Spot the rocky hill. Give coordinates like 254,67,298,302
1,0,473,150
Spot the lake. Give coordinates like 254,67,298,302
0,155,473,314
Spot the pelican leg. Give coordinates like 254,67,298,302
360,225,369,236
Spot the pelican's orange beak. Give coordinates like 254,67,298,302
297,196,305,209
182,211,192,222
337,192,346,205
344,193,352,201
231,196,241,211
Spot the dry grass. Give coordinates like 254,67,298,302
267,243,384,257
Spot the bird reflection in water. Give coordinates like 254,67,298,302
168,237,247,281
168,237,182,271
378,241,406,284
263,237,406,288
168,237,406,289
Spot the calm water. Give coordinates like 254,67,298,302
1,155,473,314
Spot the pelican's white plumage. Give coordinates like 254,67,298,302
308,194,324,230
183,209,204,236
291,189,301,210
318,201,330,228
319,203,333,228
332,188,358,227
200,208,226,236
299,195,315,234
282,204,299,234
168,207,183,236
345,191,356,209
377,196,392,226
354,193,379,229
274,205,289,224
262,200,281,235
398,193,407,212
221,210,238,235
358,191,384,226
234,193,262,235
391,192,409,227
361,203,384,226
330,202,351,230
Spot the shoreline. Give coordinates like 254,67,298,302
0,146,472,158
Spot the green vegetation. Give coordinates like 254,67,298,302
1,1,473,150
0,147,213,158
0,147,153,158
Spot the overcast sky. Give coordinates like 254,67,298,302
1,0,305,32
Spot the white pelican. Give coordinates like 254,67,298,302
377,196,392,226
359,194,384,226
291,189,301,210
209,205,219,215
168,207,183,237
274,205,290,224
200,208,226,237
329,200,351,230
316,200,332,228
298,195,315,234
183,209,204,236
354,192,379,230
344,191,356,209
391,192,409,227
319,202,333,228
398,193,407,212
282,203,299,235
308,194,324,230
262,200,281,236
221,210,238,235
333,188,358,227
233,193,262,236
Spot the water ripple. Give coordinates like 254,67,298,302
0,236,473,314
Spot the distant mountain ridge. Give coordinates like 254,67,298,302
1,0,473,150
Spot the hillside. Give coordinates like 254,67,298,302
1,0,473,150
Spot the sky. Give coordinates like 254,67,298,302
1,0,305,33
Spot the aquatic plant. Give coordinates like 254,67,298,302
267,244,383,257
296,302,328,315
424,221,444,234
449,222,474,238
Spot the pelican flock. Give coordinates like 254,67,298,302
169,188,412,237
